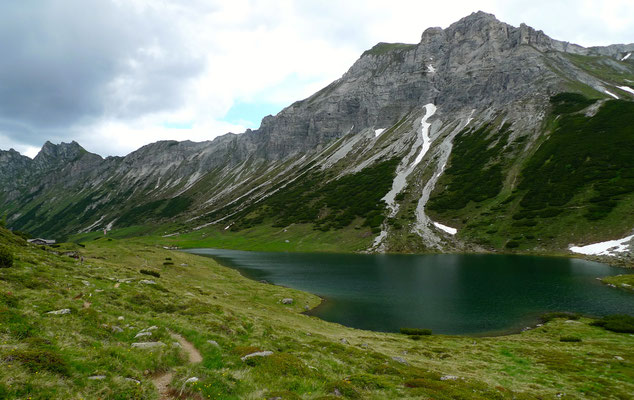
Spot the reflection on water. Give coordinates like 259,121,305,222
184,249,634,335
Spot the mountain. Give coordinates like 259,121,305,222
2,11,633,263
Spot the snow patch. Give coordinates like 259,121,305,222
427,64,436,73
569,234,633,256
622,52,631,61
604,90,619,99
374,128,385,138
411,104,436,167
432,222,457,235
617,86,634,95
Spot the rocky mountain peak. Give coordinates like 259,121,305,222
32,140,99,170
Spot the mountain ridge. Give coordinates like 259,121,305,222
1,12,633,264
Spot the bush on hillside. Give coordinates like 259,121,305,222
590,314,634,333
140,269,160,278
0,246,13,268
400,328,432,336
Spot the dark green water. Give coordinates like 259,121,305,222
185,249,634,335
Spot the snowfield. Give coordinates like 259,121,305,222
432,222,458,235
569,234,634,256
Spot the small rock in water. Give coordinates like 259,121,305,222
241,351,273,361
47,309,71,315
185,377,199,384
206,340,220,347
281,298,293,305
131,342,165,349
88,375,106,380
392,356,408,365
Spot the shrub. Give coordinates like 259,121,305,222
140,269,160,278
505,240,520,249
163,262,174,266
400,328,432,336
560,336,582,342
590,314,634,333
12,349,69,375
0,246,13,268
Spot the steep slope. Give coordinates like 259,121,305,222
1,12,633,262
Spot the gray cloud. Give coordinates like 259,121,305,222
0,0,204,146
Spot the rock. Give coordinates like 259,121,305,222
139,280,156,285
114,283,120,288
615,356,624,361
131,342,165,349
172,342,181,348
441,375,459,381
281,298,293,305
304,305,310,311
392,356,408,365
185,377,199,384
111,325,123,333
333,388,342,396
125,378,141,384
46,308,71,315
241,351,273,361
117,316,124,320
206,340,220,347
565,320,581,324
340,338,348,345
145,326,158,331
135,331,152,338
88,375,106,380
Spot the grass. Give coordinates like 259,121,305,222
1,226,633,398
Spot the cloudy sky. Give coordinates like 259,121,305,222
1,0,633,158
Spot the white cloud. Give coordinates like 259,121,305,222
1,0,633,157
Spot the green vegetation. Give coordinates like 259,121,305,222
118,196,193,227
1,226,633,399
518,97,634,221
0,246,13,268
428,123,511,212
400,328,432,336
231,158,399,233
140,269,160,278
590,314,634,333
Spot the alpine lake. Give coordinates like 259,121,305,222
184,249,634,336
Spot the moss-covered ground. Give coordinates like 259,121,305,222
1,227,633,399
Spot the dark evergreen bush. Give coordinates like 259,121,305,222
0,246,13,268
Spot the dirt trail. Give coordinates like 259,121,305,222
151,332,202,399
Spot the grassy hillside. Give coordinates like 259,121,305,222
1,227,633,399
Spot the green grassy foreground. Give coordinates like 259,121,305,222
1,228,633,399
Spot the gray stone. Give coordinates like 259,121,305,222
88,375,106,380
206,340,220,347
131,342,165,349
281,298,293,305
46,309,71,315
392,356,408,365
440,375,459,381
139,280,156,285
241,351,273,361
134,331,152,338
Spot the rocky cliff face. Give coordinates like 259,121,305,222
1,12,633,261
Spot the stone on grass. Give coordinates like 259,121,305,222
88,375,106,380
441,375,459,381
185,377,199,384
241,351,273,361
125,378,141,384
131,342,165,349
392,356,408,365
135,331,152,338
112,326,123,333
615,356,624,361
47,309,71,315
281,298,293,305
139,279,156,285
207,340,220,347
